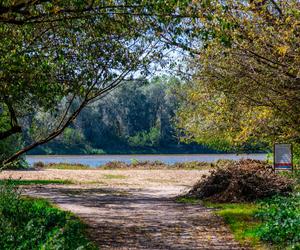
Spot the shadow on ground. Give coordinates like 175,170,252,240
24,185,246,250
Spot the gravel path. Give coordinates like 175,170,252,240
1,169,245,249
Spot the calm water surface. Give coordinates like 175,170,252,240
26,154,267,167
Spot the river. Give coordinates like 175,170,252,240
26,154,267,167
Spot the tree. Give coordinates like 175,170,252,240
0,0,192,166
176,0,300,150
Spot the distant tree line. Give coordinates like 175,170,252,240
28,77,215,154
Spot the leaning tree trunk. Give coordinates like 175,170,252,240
2,99,88,165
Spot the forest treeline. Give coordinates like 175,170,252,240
2,75,265,158
27,77,218,155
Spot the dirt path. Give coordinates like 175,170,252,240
2,169,245,249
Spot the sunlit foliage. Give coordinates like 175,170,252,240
176,0,300,150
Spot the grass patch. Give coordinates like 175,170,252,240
103,174,126,179
175,197,263,248
204,202,263,248
0,179,73,185
177,196,300,249
45,163,91,170
175,196,202,204
0,183,97,250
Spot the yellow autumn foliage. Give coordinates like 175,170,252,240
176,0,300,150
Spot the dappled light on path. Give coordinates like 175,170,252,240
25,184,245,249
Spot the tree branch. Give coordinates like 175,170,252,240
0,126,22,140
0,98,22,140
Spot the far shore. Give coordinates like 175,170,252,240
26,153,267,167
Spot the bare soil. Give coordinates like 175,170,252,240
0,169,246,249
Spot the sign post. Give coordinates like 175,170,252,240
274,143,293,171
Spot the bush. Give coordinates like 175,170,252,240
256,194,300,249
33,161,45,169
0,182,97,250
188,159,294,202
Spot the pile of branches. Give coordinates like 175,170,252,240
188,159,294,202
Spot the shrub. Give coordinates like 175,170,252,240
256,194,300,249
0,182,97,250
33,161,45,169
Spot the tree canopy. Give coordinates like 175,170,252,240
176,0,300,150
0,0,192,165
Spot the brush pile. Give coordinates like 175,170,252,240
188,159,294,202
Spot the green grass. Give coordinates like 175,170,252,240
204,202,263,248
0,184,97,250
45,163,91,170
176,196,300,249
175,197,263,248
175,196,202,204
103,174,127,179
0,179,73,185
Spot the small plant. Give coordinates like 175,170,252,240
256,194,300,249
130,158,139,165
33,161,45,168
